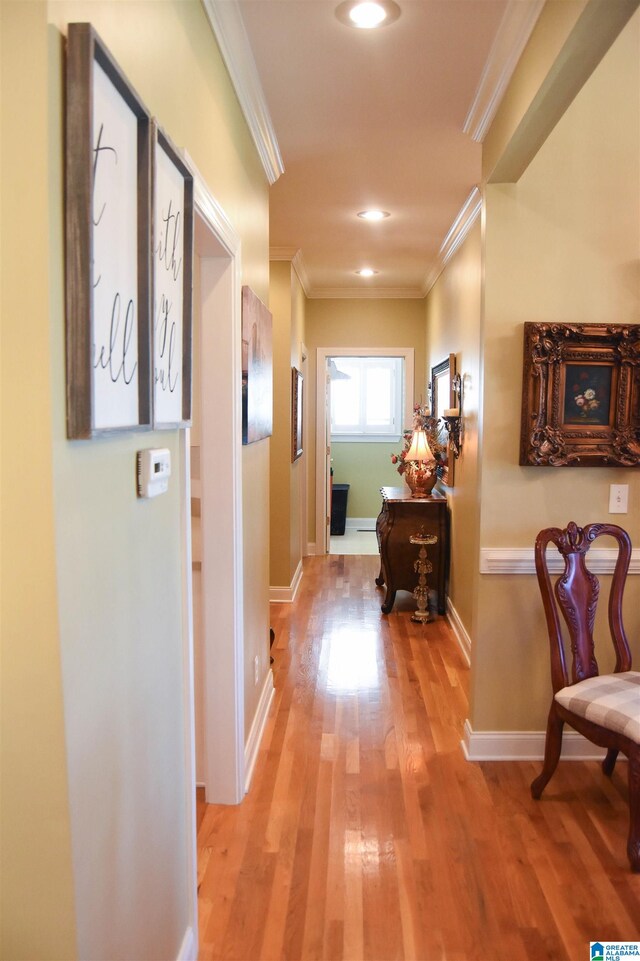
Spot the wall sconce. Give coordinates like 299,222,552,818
442,372,463,458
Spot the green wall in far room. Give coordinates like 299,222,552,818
331,442,406,518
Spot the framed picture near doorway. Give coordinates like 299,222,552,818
430,352,457,487
291,367,303,461
65,22,152,438
241,286,273,444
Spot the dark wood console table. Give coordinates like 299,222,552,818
375,486,449,615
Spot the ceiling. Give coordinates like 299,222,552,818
213,1,544,297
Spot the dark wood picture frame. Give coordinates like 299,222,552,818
152,123,194,429
292,367,303,462
519,322,640,467
430,352,457,487
65,23,152,439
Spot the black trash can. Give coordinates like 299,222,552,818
330,484,350,535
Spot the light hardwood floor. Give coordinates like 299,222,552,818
197,554,640,961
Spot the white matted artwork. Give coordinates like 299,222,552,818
65,23,152,438
152,126,194,428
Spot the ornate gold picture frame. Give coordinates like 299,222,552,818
519,323,640,467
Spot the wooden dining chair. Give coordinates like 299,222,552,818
531,521,640,872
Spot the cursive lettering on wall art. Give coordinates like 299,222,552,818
91,60,140,428
153,142,185,424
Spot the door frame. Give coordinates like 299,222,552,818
180,159,245,953
315,347,415,554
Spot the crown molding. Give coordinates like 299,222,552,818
269,247,298,261
310,286,425,300
202,0,284,185
269,248,311,297
291,251,311,297
422,186,482,297
463,0,545,143
439,187,482,265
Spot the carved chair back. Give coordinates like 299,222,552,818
534,522,632,694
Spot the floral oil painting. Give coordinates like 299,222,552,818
563,364,612,427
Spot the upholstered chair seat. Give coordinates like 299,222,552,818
554,671,640,744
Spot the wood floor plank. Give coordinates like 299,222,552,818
198,554,640,961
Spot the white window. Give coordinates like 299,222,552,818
330,356,404,442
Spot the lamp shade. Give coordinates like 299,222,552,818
405,429,434,463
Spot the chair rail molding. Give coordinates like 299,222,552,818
202,0,284,185
480,547,640,575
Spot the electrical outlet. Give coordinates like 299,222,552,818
254,654,260,685
609,484,628,514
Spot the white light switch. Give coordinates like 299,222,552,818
609,484,628,514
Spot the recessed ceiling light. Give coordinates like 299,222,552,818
356,267,378,277
357,209,390,221
335,1,401,30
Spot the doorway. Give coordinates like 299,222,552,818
315,347,415,555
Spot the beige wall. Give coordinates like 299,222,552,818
305,298,426,546
269,261,307,587
425,220,482,642
1,4,78,958
2,1,270,957
472,9,640,731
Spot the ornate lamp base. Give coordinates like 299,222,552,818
409,527,438,623
404,465,438,498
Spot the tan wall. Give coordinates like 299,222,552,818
2,1,270,957
269,262,307,587
1,4,77,958
425,220,482,643
269,261,293,586
472,10,640,732
305,298,426,546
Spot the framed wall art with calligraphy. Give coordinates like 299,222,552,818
519,323,640,467
152,124,193,428
65,23,152,438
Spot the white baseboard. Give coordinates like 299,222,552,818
446,597,471,666
269,559,303,603
306,542,316,556
244,669,275,793
176,926,197,961
461,719,611,761
345,517,377,531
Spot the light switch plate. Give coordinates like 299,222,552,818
609,484,628,514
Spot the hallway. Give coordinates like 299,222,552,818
196,554,640,961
